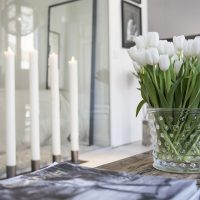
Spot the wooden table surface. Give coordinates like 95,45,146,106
98,151,200,186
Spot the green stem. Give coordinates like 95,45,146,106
185,134,200,157
155,116,181,158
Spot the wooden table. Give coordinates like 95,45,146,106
99,151,200,186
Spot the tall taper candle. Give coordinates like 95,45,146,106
68,57,79,158
29,48,40,170
4,47,16,178
49,53,61,162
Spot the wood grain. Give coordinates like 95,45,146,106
98,151,200,186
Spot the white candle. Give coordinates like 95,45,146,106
29,48,40,161
68,57,79,151
4,47,16,166
49,53,61,156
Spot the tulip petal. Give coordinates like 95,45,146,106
159,55,170,71
145,50,154,65
134,36,146,49
146,32,159,48
173,35,185,50
174,60,183,75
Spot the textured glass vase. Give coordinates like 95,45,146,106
148,108,200,173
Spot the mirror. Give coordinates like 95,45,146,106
47,0,97,146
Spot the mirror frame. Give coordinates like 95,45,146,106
46,0,97,145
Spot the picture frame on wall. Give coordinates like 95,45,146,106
122,1,142,48
130,0,141,4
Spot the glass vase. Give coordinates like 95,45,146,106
148,108,200,173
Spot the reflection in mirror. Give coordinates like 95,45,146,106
0,0,110,177
1,0,37,73
49,31,60,55
48,0,96,146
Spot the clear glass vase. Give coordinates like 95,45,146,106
148,108,200,173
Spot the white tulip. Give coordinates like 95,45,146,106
128,46,138,61
192,37,200,57
171,54,179,63
132,61,141,73
189,40,196,55
173,35,186,50
169,42,175,56
164,42,175,57
134,36,146,49
159,55,170,71
158,40,168,55
174,60,183,75
136,49,147,66
145,49,154,65
128,47,147,66
183,39,193,57
149,48,159,64
183,40,189,57
146,32,159,48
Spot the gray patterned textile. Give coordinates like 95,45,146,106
0,162,199,200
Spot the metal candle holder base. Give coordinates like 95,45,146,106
71,151,79,164
52,155,61,163
31,160,40,172
6,166,16,178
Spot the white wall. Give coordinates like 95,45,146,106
148,0,200,38
108,0,148,146
108,0,200,147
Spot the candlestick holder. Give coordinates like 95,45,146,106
52,155,61,163
71,151,79,163
31,160,40,172
6,166,16,178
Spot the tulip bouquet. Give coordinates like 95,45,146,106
128,32,200,172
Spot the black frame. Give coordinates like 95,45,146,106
130,0,141,4
47,0,97,145
121,1,142,48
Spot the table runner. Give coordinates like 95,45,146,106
99,151,200,186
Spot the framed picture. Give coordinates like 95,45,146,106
122,1,142,48
130,0,141,4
